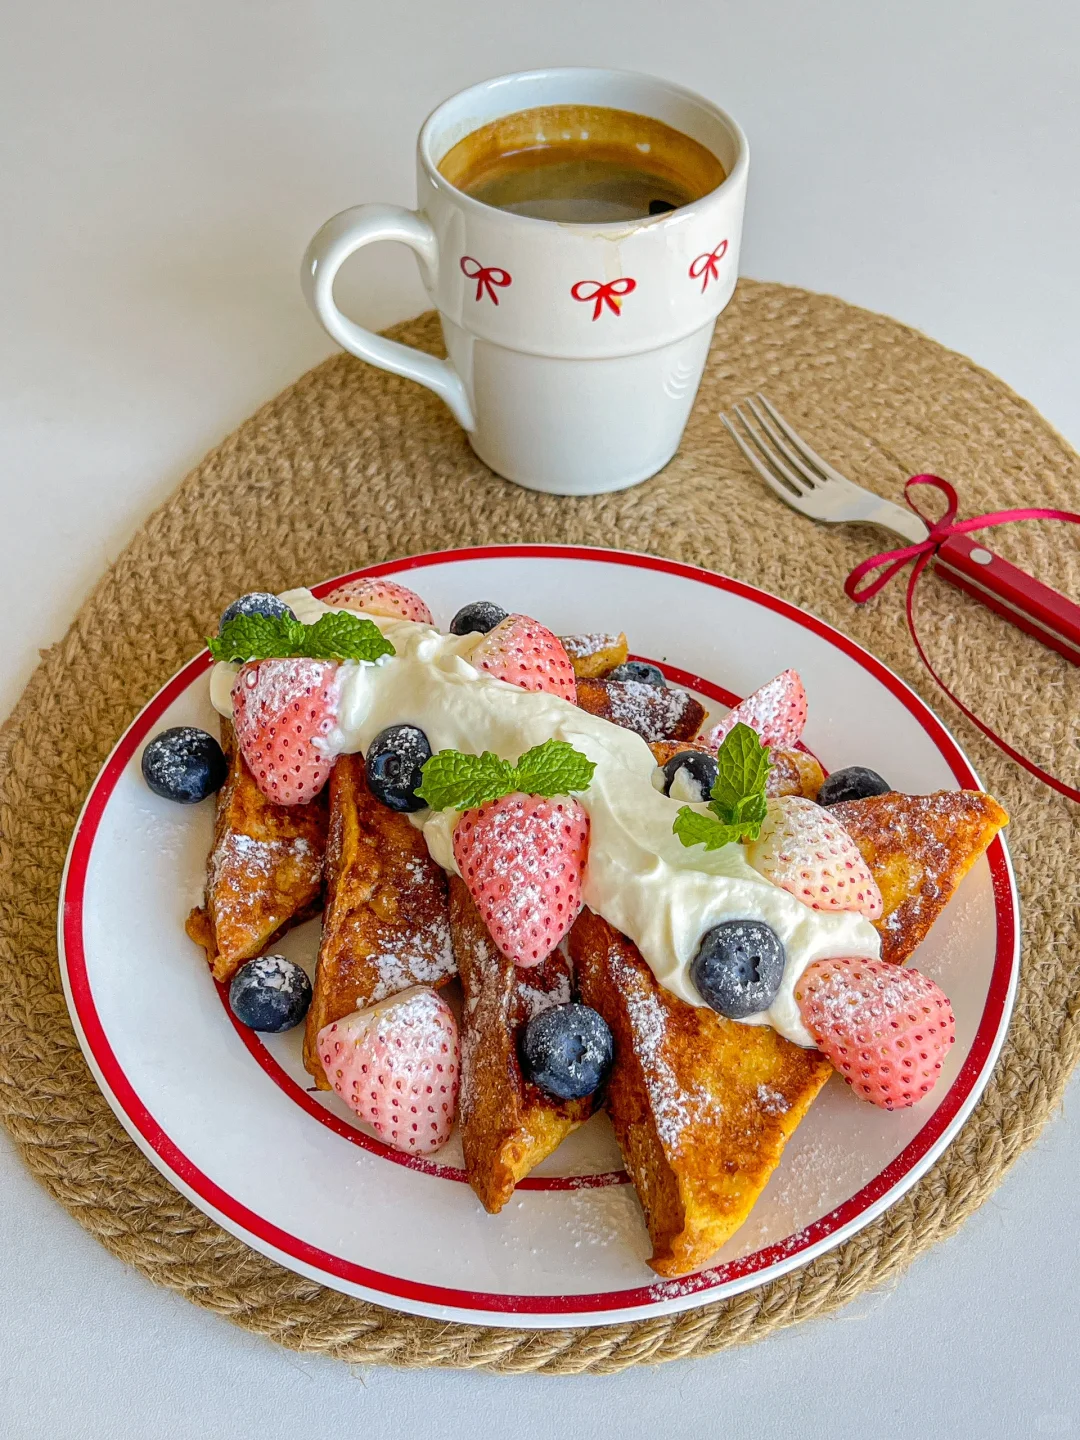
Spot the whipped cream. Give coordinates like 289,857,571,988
210,587,880,1046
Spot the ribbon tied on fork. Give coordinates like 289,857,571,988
845,474,1080,802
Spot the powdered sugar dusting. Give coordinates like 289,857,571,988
757,1084,789,1116
209,831,320,929
518,967,572,1021
366,911,456,1005
609,945,706,1151
604,680,698,742
707,670,807,750
560,632,620,660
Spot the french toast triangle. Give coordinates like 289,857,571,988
449,876,592,1214
303,754,455,1088
570,906,831,1279
185,720,328,984
832,790,1008,965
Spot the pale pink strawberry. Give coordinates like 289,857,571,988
470,614,577,702
707,669,808,749
321,577,433,625
231,657,341,805
795,955,955,1109
746,795,883,919
317,987,459,1154
453,794,589,967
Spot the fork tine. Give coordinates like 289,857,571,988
744,396,822,490
754,394,850,486
720,413,810,507
731,404,814,496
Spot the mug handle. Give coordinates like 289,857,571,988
301,205,475,431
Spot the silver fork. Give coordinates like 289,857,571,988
720,393,1080,667
720,394,928,544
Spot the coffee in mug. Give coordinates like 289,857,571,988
437,104,727,224
302,69,748,495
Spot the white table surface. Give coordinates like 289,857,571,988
2,2,1078,1436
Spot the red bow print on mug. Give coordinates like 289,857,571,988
571,277,637,320
460,256,512,305
689,241,729,293
846,474,1080,803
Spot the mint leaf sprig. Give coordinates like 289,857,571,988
416,739,595,811
207,611,395,665
672,723,772,851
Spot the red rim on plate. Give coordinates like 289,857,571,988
58,546,1018,1322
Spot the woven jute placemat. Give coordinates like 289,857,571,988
1,281,1078,1373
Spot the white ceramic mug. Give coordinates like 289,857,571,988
302,68,748,496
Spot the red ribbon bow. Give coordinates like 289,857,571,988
460,256,512,305
571,277,637,320
689,241,728,293
845,474,1080,802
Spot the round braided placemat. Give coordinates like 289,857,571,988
1,281,1078,1373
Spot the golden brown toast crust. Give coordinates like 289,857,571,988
450,877,590,1214
833,790,1008,965
577,677,705,742
648,741,824,800
570,908,831,1278
560,632,629,679
185,720,328,983
303,754,454,1087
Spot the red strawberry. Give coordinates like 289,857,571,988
746,795,883,919
321,577,433,625
317,986,459,1154
795,955,955,1109
453,794,589,967
231,657,341,805
470,614,577,702
707,669,808,749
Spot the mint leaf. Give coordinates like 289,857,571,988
207,613,303,662
208,610,394,664
729,788,768,831
415,751,518,811
513,740,596,798
672,807,744,851
673,722,773,851
301,611,395,662
416,738,595,811
711,723,772,815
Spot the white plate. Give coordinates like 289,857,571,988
58,546,1019,1329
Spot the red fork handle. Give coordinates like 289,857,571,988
934,533,1080,667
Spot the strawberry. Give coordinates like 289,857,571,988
321,577,433,625
470,614,577,702
453,794,589,967
746,795,883,919
707,669,808,750
231,657,341,805
317,986,459,1154
795,955,955,1109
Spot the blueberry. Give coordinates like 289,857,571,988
450,601,508,636
141,726,227,803
519,1003,614,1101
366,724,432,811
608,661,666,687
690,920,785,1019
661,750,719,802
818,766,892,806
228,955,312,1032
219,591,296,630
